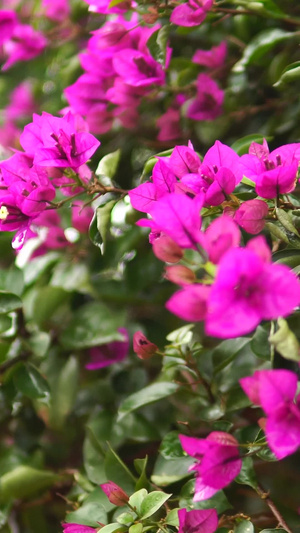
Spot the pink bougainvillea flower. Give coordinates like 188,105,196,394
240,370,300,459
2,23,47,71
85,328,129,370
234,199,269,234
180,432,242,500
201,215,241,264
152,233,184,263
171,0,213,27
42,0,70,22
83,0,132,14
165,264,196,285
0,10,17,45
169,143,201,178
178,508,218,533
206,243,300,338
138,193,203,249
101,481,129,506
20,111,100,169
187,74,224,121
180,140,242,206
5,81,35,122
240,139,300,199
62,524,96,533
113,49,165,87
166,284,211,322
71,202,94,233
157,107,182,142
192,41,227,69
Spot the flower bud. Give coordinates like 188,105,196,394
133,331,158,360
152,234,183,263
165,265,196,285
234,199,268,234
100,481,129,506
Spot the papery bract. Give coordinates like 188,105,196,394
187,74,224,121
2,24,47,71
178,508,218,533
240,370,300,459
192,42,227,69
62,523,96,533
170,0,213,27
180,432,242,500
234,199,268,234
166,284,210,321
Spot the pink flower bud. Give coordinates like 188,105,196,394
133,331,158,360
152,234,183,263
100,481,129,506
165,265,196,285
234,199,268,234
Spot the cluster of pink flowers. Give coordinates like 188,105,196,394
65,14,168,134
0,9,47,71
129,139,300,338
0,111,99,249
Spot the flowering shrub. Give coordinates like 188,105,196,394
0,1,300,533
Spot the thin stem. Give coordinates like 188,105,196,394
0,352,30,375
256,484,293,533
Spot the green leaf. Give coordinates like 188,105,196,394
166,324,194,345
0,466,61,502
233,29,296,73
94,525,125,533
269,318,300,361
129,524,143,533
60,301,125,350
50,261,92,294
259,530,288,533
235,457,258,490
117,512,136,526
31,286,68,328
23,252,60,286
129,489,148,515
134,456,149,491
0,292,22,314
160,432,185,459
251,325,270,360
274,61,300,87
96,149,121,179
65,487,109,527
147,26,170,66
276,208,300,237
13,363,50,403
49,356,79,429
234,521,254,533
165,508,179,527
140,491,171,519
96,199,118,254
117,382,179,421
104,444,137,493
151,454,194,486
265,222,289,244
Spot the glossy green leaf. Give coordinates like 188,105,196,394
0,466,61,502
129,489,148,515
235,457,258,490
251,325,270,360
140,491,171,519
60,301,125,349
13,363,50,403
231,134,269,155
49,356,79,429
159,432,185,459
274,61,300,87
0,292,22,314
234,521,254,533
165,508,179,527
96,149,121,179
65,487,109,527
147,25,170,66
233,29,295,73
179,480,232,513
269,318,300,361
117,382,179,421
151,454,194,486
